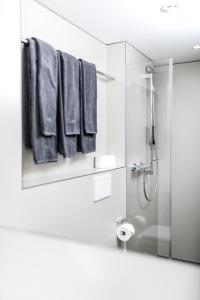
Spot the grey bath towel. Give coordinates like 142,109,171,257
33,38,58,136
57,51,78,158
59,51,80,135
78,59,97,154
25,38,58,164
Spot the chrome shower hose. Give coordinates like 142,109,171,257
143,160,158,202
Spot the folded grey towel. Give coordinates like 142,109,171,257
57,51,77,158
26,38,57,164
58,51,80,135
33,38,58,136
78,59,97,154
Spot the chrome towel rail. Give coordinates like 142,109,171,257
21,38,115,82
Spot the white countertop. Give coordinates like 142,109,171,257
0,227,199,300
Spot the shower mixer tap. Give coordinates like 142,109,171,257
130,162,152,174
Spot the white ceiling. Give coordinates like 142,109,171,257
37,0,200,63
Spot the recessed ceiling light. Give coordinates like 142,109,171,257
193,45,200,50
160,4,180,14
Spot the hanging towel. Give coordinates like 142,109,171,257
59,51,80,135
80,59,97,134
25,38,58,164
33,38,58,136
57,51,78,158
78,59,97,154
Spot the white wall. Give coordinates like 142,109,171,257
106,42,126,167
0,0,126,249
172,61,200,263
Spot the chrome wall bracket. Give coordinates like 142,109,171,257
116,217,126,225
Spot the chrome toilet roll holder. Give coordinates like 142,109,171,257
116,217,127,239
116,217,126,225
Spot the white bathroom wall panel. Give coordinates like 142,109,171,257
125,43,158,254
0,0,126,249
172,61,200,263
106,42,126,167
0,1,21,198
8,168,126,247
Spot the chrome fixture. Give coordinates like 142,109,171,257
131,65,158,202
21,38,115,81
116,217,126,225
144,65,158,201
130,162,152,175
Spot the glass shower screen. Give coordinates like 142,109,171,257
126,56,173,257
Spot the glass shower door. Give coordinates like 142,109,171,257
125,52,173,257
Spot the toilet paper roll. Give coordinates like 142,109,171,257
116,223,135,242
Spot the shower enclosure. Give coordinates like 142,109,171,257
126,49,173,257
